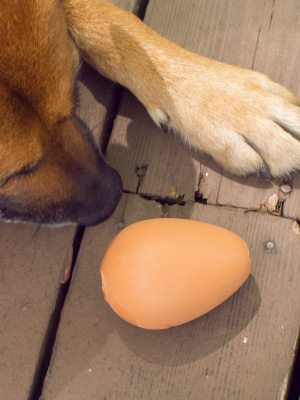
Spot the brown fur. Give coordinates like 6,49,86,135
0,0,299,225
0,0,122,225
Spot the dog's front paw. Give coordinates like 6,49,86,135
145,56,300,178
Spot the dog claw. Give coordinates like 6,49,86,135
259,164,272,181
160,121,169,133
148,108,170,133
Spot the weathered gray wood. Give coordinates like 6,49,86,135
284,174,300,220
106,90,200,202
142,0,264,67
110,0,136,11
252,0,300,96
216,173,281,210
76,64,116,143
0,223,74,400
203,0,300,213
41,194,300,399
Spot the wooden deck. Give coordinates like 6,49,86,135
1,0,300,399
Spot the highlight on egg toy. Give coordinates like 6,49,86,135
100,218,251,330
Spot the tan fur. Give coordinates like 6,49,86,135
0,0,299,225
0,0,122,225
65,0,300,177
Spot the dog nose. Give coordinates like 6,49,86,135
76,163,123,227
101,165,123,219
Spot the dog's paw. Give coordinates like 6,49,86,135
144,56,300,178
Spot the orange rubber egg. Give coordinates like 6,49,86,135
100,218,251,330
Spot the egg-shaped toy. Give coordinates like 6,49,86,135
100,218,251,329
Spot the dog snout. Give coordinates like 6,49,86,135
76,163,123,226
0,115,124,226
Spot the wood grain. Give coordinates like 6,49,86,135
42,195,300,400
0,223,74,400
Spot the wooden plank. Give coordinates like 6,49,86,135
76,64,116,143
106,0,300,213
215,174,282,210
199,159,281,209
106,90,200,202
252,0,300,96
41,194,300,400
207,0,300,214
284,173,300,220
0,223,74,400
109,0,136,12
41,195,129,399
142,0,264,67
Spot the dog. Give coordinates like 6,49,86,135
1,0,300,226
